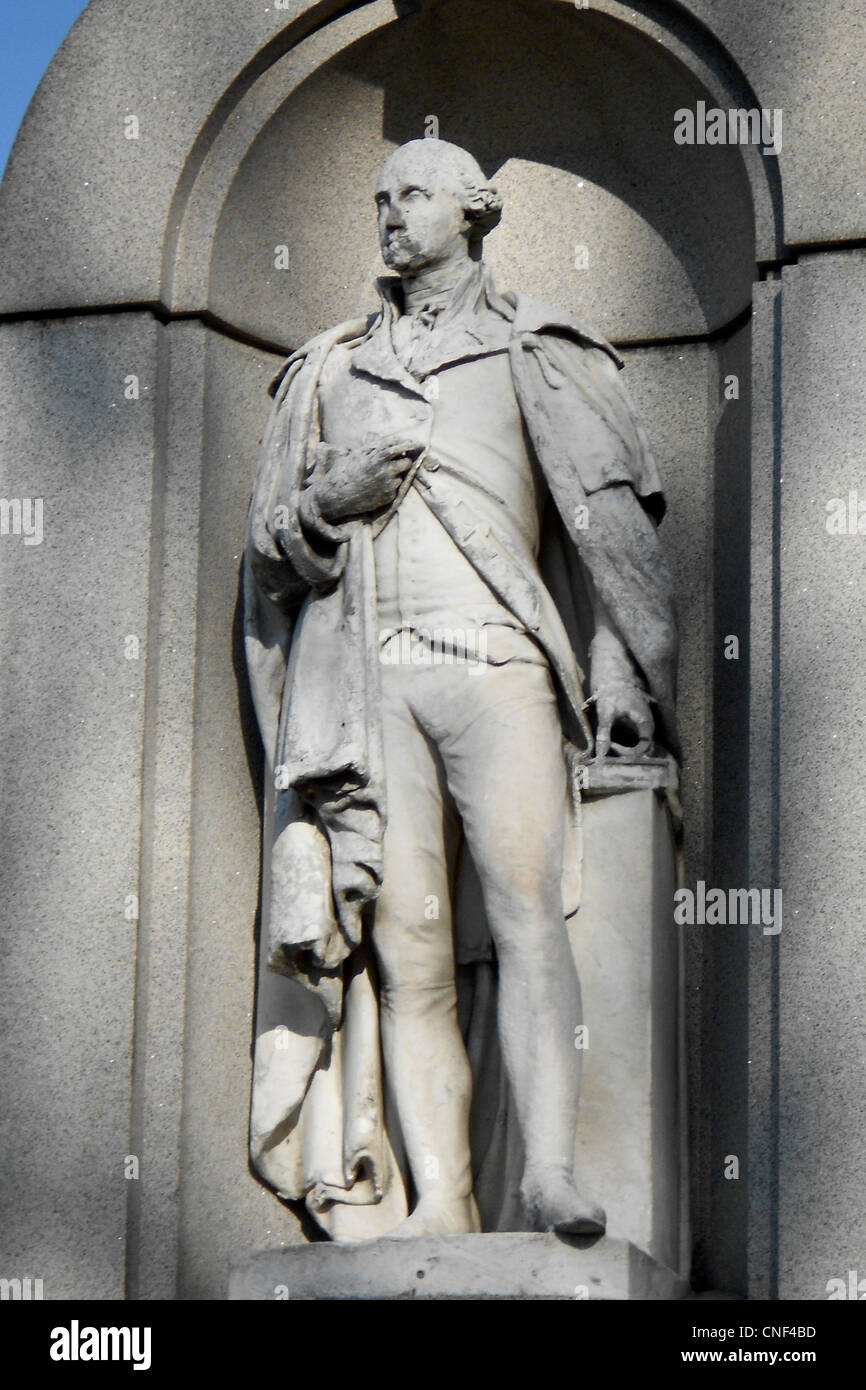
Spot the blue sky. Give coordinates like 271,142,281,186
0,1,90,178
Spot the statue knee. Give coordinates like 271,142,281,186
481,865,563,934
378,972,458,1020
373,905,456,1015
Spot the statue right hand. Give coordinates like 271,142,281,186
310,438,424,522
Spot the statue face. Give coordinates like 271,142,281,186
375,150,470,273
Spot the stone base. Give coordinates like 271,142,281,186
228,1234,689,1301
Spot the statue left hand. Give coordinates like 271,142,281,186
594,682,654,761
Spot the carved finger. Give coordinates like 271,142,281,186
595,717,612,759
627,703,654,741
376,440,424,461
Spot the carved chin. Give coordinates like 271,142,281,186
382,242,427,271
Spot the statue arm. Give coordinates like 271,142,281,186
255,353,352,594
583,563,656,759
511,325,679,758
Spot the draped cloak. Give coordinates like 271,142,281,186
243,275,679,1238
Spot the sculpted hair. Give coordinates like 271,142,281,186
458,173,504,237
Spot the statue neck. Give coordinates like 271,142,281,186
400,256,478,316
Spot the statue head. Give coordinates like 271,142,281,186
374,138,503,274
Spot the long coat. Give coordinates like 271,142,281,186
243,275,678,1237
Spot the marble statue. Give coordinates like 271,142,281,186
243,139,679,1241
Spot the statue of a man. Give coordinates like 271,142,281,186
244,139,678,1242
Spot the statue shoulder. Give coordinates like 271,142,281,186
507,291,623,370
268,313,378,397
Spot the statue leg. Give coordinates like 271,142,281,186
434,657,606,1235
371,667,480,1238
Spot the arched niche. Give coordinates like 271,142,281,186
204,0,755,345
168,0,777,1296
163,0,781,346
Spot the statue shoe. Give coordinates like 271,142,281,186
521,1166,607,1237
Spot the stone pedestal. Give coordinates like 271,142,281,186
228,1234,688,1301
571,783,683,1276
